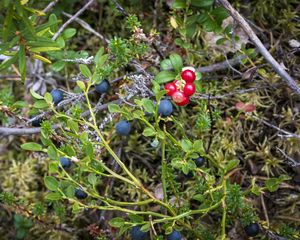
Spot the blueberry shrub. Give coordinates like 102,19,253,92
0,0,300,239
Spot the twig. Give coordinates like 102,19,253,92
43,0,59,13
62,11,109,44
0,100,121,137
193,85,272,99
276,147,300,167
198,55,246,73
251,115,300,139
217,0,300,97
52,0,95,40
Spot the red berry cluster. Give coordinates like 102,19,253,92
164,67,196,106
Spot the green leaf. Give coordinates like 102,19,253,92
21,142,43,151
109,217,125,228
0,53,18,72
30,47,61,53
140,223,150,232
160,59,173,70
142,127,156,137
181,139,192,152
67,119,79,133
128,214,144,223
76,81,86,91
63,28,76,39
108,103,121,113
88,173,97,186
191,0,214,8
169,53,183,73
19,45,26,81
265,175,290,192
225,160,239,173
34,100,48,109
52,61,65,72
30,89,44,100
142,98,155,114
45,192,62,201
172,0,186,9
44,176,59,191
154,71,176,84
79,64,92,78
95,54,109,67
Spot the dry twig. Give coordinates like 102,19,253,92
217,0,300,97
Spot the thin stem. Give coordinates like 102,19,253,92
161,135,167,202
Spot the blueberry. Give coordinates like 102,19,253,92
244,223,260,237
158,99,173,117
116,120,131,136
95,79,110,94
60,157,72,169
183,171,193,179
50,89,64,105
194,156,205,168
31,117,42,127
130,226,148,240
167,229,182,240
74,188,88,199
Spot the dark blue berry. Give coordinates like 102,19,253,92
31,117,42,127
194,156,205,168
244,223,260,237
184,171,193,179
116,120,131,136
95,79,110,94
51,89,64,105
74,188,88,199
60,157,72,169
158,99,173,117
167,229,182,240
130,226,148,240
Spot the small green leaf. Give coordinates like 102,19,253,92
225,160,239,172
96,54,109,67
88,173,97,186
76,81,86,91
30,47,61,52
44,92,53,104
109,217,125,228
181,139,192,152
160,59,173,70
140,223,150,232
67,119,79,133
21,142,43,151
34,100,48,109
154,71,176,84
63,28,76,39
142,98,155,114
79,64,92,78
169,53,183,73
108,103,121,113
172,0,186,9
45,192,62,201
19,45,26,81
44,176,59,191
191,0,214,8
30,89,44,100
143,127,156,137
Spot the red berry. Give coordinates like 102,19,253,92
176,97,189,106
165,82,177,96
172,90,186,103
181,69,196,83
183,83,196,96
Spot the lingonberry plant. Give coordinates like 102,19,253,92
1,0,299,239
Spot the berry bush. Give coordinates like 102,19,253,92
0,0,300,239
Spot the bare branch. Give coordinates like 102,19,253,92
52,0,95,40
217,0,300,97
43,0,59,14
198,55,246,73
